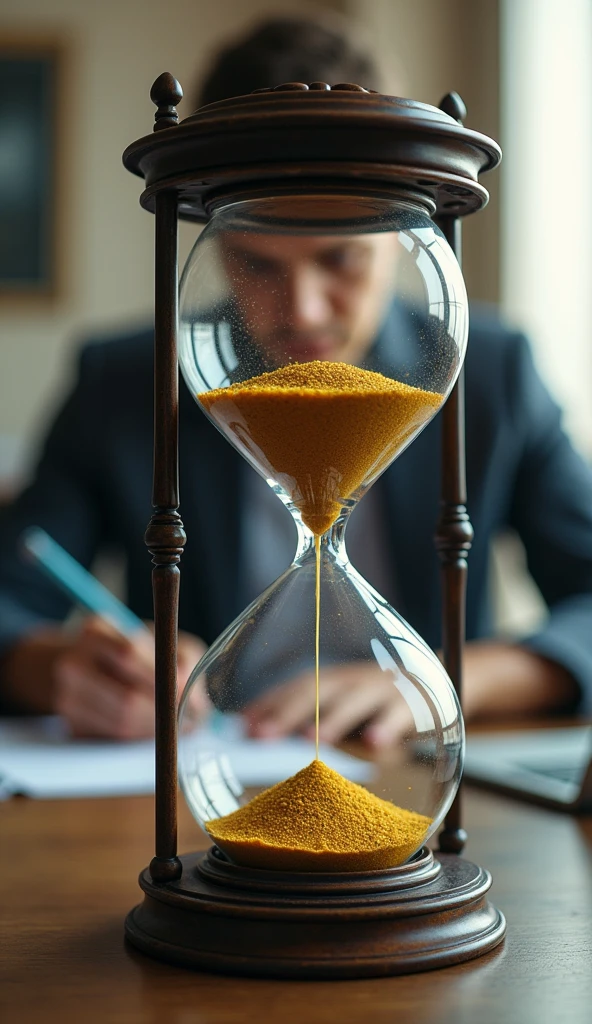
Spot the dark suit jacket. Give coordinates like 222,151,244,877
2,305,592,711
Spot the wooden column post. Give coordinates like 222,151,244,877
146,74,185,884
436,93,473,856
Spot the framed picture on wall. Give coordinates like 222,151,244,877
0,38,65,300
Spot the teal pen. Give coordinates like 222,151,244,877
21,527,145,636
20,526,221,731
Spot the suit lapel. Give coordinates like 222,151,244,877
380,414,442,650
179,386,243,639
368,303,446,649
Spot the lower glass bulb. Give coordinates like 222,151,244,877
178,520,463,873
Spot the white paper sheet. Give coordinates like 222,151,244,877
0,715,372,799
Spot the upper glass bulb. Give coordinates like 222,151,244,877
179,195,467,533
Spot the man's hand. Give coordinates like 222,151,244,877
244,663,412,751
1,617,208,739
460,641,580,720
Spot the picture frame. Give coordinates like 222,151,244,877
0,36,65,301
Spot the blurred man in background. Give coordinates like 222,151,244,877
0,14,589,743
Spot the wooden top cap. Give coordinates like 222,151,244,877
123,79,501,221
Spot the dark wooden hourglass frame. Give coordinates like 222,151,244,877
123,74,505,977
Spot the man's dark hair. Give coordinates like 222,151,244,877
196,14,384,109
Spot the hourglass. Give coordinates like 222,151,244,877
124,76,505,975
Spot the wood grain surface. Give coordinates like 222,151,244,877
1,779,591,1024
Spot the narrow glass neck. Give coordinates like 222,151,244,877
292,505,355,565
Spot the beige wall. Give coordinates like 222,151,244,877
0,0,344,472
348,0,501,307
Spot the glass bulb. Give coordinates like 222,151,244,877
178,193,467,872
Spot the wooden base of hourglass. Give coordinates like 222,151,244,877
125,846,505,978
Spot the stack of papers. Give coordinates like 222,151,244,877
0,715,372,799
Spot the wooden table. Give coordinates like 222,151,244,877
2,779,591,1024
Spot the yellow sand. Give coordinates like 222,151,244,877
199,361,442,535
205,759,432,872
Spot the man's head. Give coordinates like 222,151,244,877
197,15,396,365
196,14,384,108
220,223,397,366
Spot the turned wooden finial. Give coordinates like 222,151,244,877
150,72,183,131
439,91,467,124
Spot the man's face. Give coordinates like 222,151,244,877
220,231,398,365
